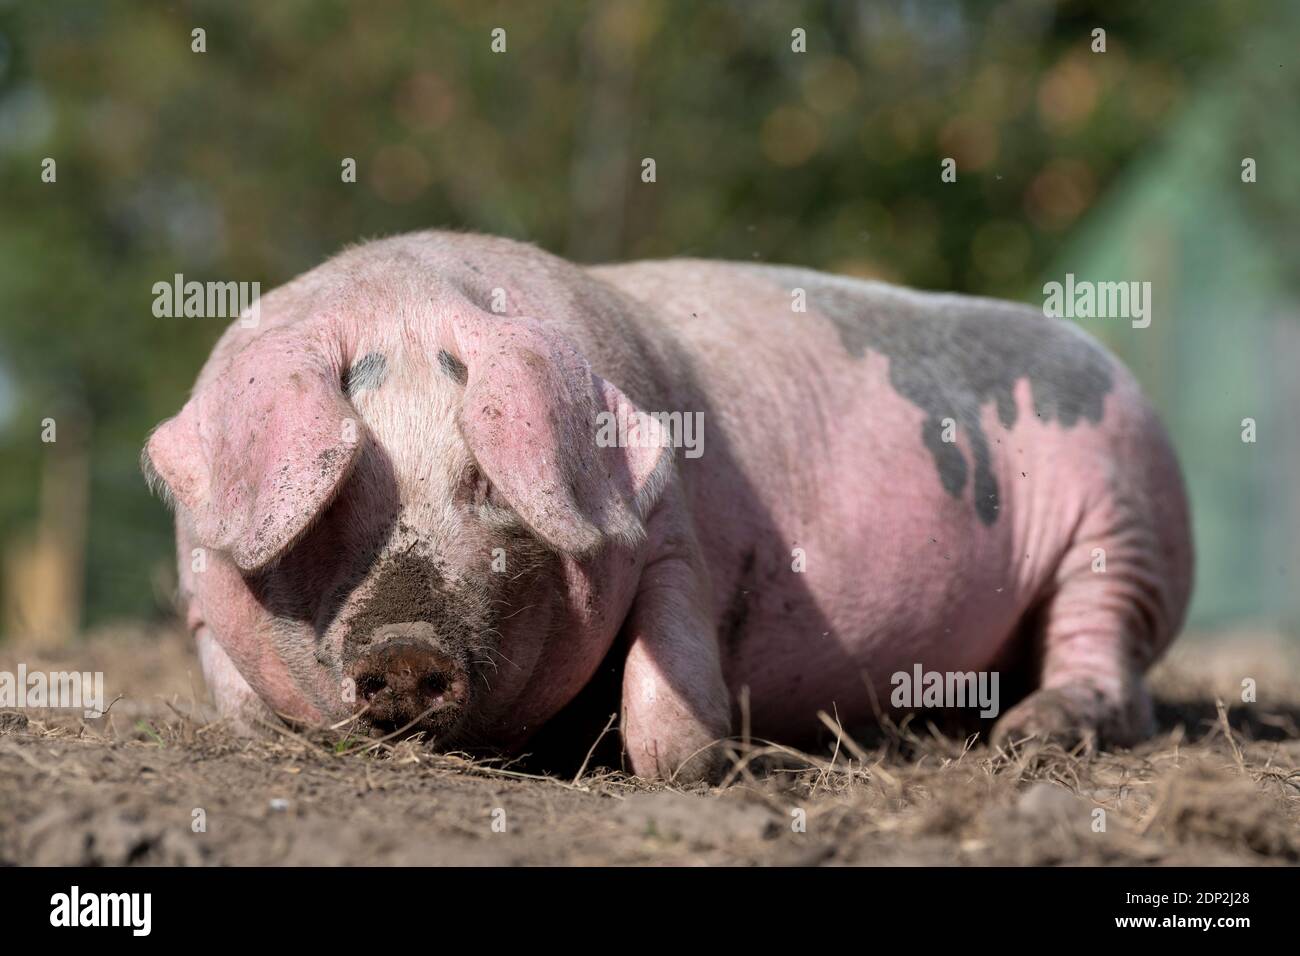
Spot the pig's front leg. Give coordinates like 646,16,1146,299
621,494,731,783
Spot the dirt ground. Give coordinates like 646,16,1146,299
2,626,1298,866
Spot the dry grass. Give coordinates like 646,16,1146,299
0,625,1297,865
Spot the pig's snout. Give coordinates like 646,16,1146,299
349,624,469,737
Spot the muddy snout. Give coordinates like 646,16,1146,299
348,623,469,737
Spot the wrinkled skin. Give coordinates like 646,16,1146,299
145,232,1193,781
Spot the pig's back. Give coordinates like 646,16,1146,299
590,259,1184,736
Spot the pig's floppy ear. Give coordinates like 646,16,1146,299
445,314,671,556
143,329,363,572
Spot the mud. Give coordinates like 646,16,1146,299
340,552,465,660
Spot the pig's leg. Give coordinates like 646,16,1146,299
992,512,1177,750
990,625,1153,751
621,495,732,782
195,625,279,732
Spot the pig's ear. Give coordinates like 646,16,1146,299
142,330,363,572
446,315,672,556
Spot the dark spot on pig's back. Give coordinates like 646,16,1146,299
764,268,1114,526
343,352,388,396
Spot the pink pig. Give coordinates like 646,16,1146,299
144,232,1193,781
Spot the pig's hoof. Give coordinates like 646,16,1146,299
991,689,1097,752
990,684,1153,753
631,738,730,785
670,743,730,786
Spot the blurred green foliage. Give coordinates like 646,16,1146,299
0,0,1295,631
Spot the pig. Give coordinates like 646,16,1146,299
143,231,1193,781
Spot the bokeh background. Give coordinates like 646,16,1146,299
0,0,1297,647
